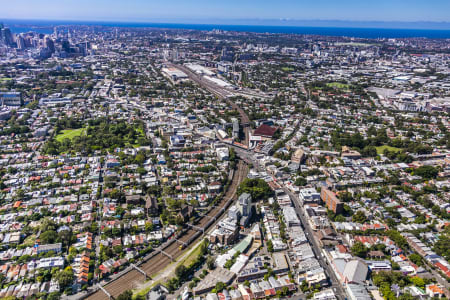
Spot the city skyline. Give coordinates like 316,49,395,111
0,1,450,299
1,0,450,26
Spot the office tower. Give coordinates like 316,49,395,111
44,36,55,53
1,27,14,46
61,39,71,52
16,35,26,50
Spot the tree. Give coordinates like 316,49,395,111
40,230,58,244
351,241,368,258
215,282,226,292
207,256,215,270
117,290,133,300
300,280,309,292
57,267,74,289
386,230,408,250
361,146,377,157
145,222,154,232
414,215,426,224
237,178,274,201
135,152,146,165
281,286,289,296
352,211,367,224
113,245,123,255
266,240,274,253
399,293,415,300
47,292,61,300
408,254,423,266
175,265,187,280
433,233,450,261
40,217,57,232
339,191,353,202
410,276,425,288
414,165,439,179
295,177,307,187
134,294,146,300
58,229,72,247
335,215,346,222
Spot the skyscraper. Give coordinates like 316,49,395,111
44,36,55,53
16,35,26,50
1,26,14,46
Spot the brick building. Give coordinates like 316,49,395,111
321,188,343,214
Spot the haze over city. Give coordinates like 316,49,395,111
1,0,450,26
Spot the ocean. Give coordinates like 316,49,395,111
4,19,450,39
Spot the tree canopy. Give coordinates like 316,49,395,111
237,178,274,201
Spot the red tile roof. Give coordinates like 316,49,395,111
253,124,277,138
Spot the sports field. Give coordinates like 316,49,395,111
376,145,402,154
55,128,86,142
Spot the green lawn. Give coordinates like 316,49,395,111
0,78,12,82
281,67,294,72
132,240,207,298
376,145,402,155
22,234,36,247
179,240,207,268
334,42,376,47
55,128,86,142
326,82,350,89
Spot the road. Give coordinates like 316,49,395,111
285,188,346,299
231,145,347,299
85,161,248,300
425,263,450,298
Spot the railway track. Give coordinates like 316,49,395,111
86,161,247,300
167,63,251,146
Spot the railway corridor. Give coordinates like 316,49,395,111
87,161,248,300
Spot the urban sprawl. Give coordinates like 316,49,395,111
0,23,450,300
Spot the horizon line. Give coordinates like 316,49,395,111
2,17,450,30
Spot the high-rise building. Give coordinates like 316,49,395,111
61,40,71,52
238,193,252,217
237,193,253,226
1,27,14,46
231,117,239,139
44,36,55,53
16,35,26,50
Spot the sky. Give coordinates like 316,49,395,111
0,0,449,25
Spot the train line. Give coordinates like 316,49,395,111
167,63,251,146
86,161,247,300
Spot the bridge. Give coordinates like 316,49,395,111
175,239,188,247
198,214,217,222
130,263,151,280
98,284,114,300
154,247,174,261
186,223,205,234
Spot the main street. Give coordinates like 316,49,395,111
126,64,345,298
230,145,347,299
